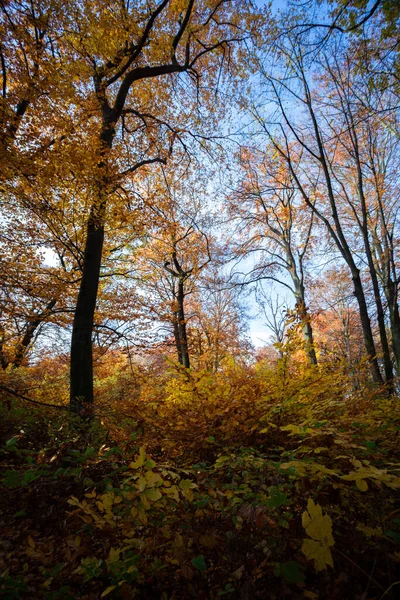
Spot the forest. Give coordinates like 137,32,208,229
1,0,400,598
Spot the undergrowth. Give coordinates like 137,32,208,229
1,354,400,599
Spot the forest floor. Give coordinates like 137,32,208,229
1,362,400,599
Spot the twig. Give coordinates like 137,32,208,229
379,581,400,600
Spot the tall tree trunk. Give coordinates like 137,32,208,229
351,126,394,385
0,325,8,370
387,283,400,374
70,126,112,414
352,270,382,383
300,72,384,383
173,313,183,365
177,279,190,368
292,272,317,366
295,299,317,366
363,237,393,384
70,211,105,414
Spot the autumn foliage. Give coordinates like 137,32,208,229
1,0,400,599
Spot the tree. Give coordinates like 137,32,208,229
189,272,251,371
229,147,318,364
315,45,395,383
257,289,289,357
254,34,389,383
132,164,214,368
61,0,258,413
311,267,364,368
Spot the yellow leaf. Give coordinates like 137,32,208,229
302,499,334,571
101,585,117,597
137,477,147,492
140,494,150,510
81,515,92,524
108,547,121,563
199,534,218,549
356,478,368,492
138,508,147,525
302,499,334,546
163,485,179,501
145,471,163,486
174,533,184,548
27,536,35,549
356,524,383,538
301,539,334,572
130,447,147,469
100,492,115,511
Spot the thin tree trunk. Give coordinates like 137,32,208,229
350,120,394,385
363,236,393,384
12,299,57,368
297,73,383,383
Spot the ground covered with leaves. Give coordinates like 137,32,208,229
1,357,400,599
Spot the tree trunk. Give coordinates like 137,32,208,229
299,74,384,383
12,299,57,368
70,126,112,415
70,212,105,414
173,314,183,365
0,325,8,370
303,319,318,365
293,282,317,366
177,279,190,368
364,243,393,385
387,283,400,374
352,270,383,384
352,135,394,385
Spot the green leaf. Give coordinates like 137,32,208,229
191,555,207,572
179,479,196,491
6,436,18,448
274,561,304,584
143,488,162,502
385,530,400,544
267,491,287,508
3,470,22,488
